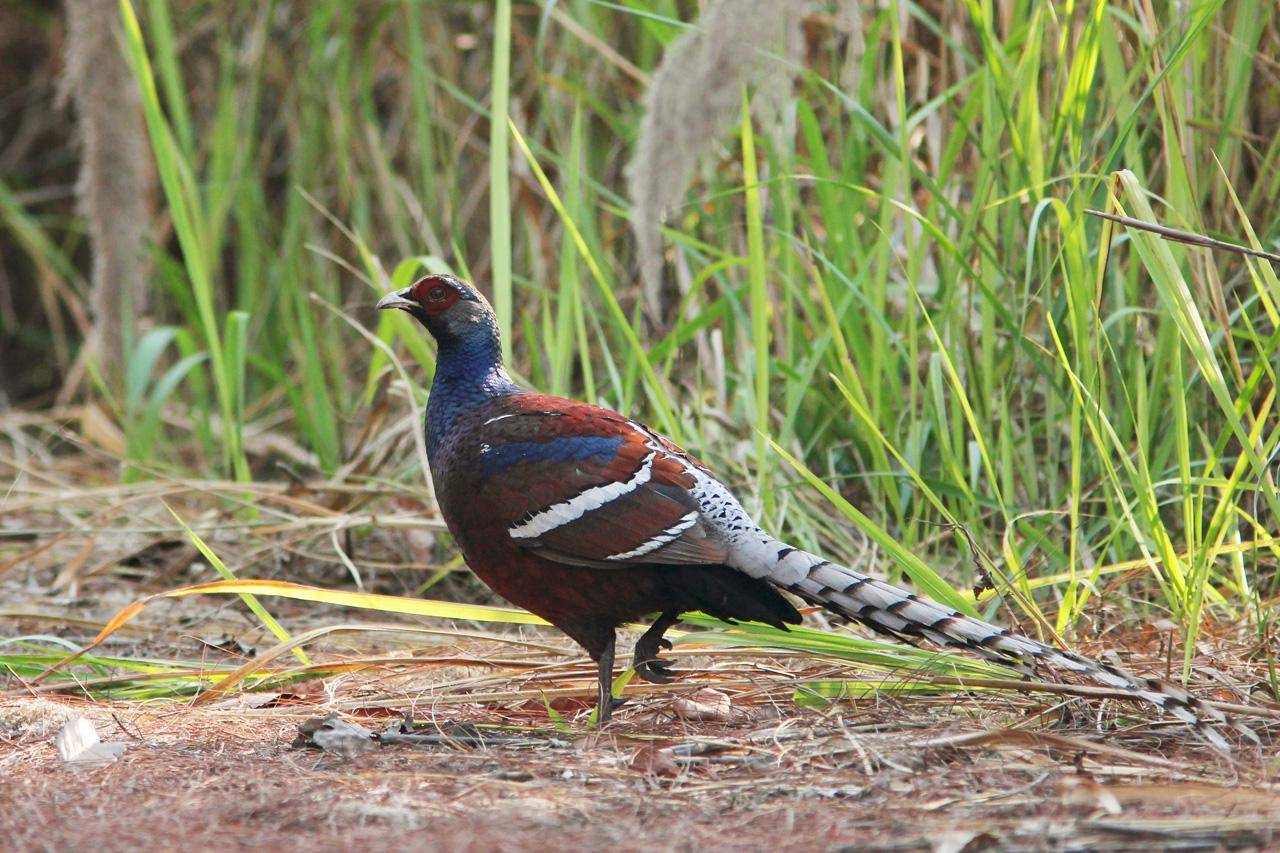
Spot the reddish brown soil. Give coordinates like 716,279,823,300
4,685,1280,852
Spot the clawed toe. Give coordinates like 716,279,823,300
632,611,681,685
634,656,677,684
633,642,678,684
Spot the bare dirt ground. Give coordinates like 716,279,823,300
5,624,1280,853
5,698,1280,853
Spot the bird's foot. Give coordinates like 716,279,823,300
633,635,677,685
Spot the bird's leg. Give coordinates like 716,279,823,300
632,610,681,685
594,630,625,725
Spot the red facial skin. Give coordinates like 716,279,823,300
411,276,461,315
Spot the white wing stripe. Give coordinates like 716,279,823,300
508,452,656,540
603,511,699,561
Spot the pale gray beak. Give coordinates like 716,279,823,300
376,288,416,311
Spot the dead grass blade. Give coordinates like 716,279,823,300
188,622,567,705
916,727,1185,769
30,579,548,684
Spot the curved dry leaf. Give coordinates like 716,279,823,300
671,688,733,722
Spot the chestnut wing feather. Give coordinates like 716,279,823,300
473,407,728,568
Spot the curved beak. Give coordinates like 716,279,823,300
376,288,416,312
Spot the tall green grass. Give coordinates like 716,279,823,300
6,2,1280,664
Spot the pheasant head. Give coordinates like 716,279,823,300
376,274,516,446
376,274,499,352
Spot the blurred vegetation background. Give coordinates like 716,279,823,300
3,0,1280,668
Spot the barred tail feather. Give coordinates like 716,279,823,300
772,547,1249,752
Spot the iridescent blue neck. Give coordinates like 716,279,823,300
425,322,519,455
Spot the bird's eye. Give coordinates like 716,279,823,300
427,285,449,302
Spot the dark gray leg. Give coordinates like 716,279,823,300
595,630,622,724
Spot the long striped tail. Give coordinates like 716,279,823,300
771,547,1250,752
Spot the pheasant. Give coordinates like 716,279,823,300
377,273,1242,747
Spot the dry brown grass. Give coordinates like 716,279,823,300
5,679,1280,852
5,408,1280,852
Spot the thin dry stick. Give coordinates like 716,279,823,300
1085,209,1280,264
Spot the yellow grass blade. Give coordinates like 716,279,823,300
34,579,547,683
167,503,309,665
